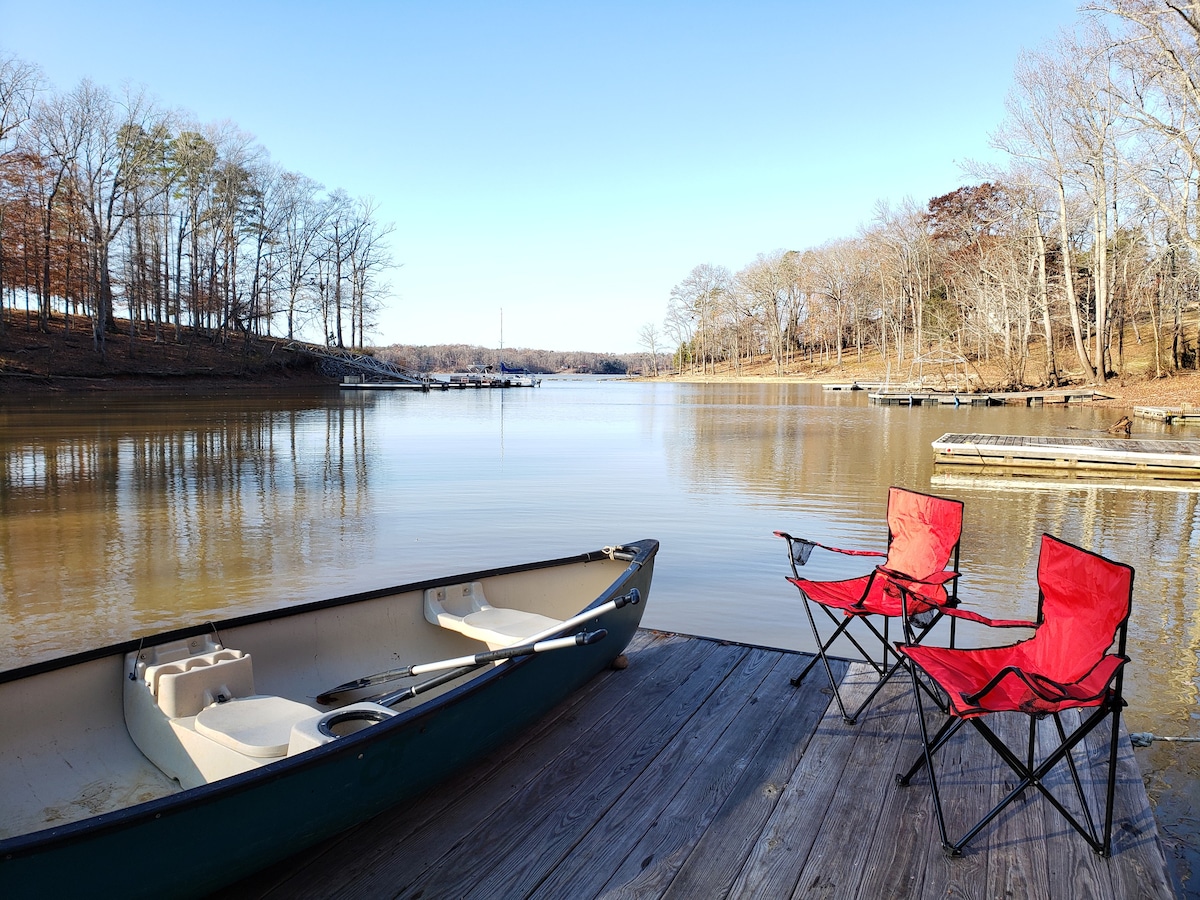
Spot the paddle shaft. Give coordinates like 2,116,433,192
407,629,605,676
373,630,606,707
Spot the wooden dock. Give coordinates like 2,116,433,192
870,388,1112,406
1134,406,1200,425
822,382,882,392
933,432,1200,478
225,631,1172,899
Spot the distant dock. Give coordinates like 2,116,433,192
340,377,445,391
340,371,541,391
227,631,1171,899
871,388,1113,406
933,431,1200,477
822,382,883,392
1134,406,1200,424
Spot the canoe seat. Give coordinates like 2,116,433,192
196,695,321,758
126,636,324,787
143,648,255,718
424,581,562,649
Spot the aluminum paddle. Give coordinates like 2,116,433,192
316,587,639,703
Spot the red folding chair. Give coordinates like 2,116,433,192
895,533,1134,857
776,486,964,723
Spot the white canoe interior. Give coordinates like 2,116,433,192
0,554,628,841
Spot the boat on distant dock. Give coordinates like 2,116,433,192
498,362,542,386
0,540,657,899
444,363,541,388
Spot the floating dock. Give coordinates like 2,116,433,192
870,388,1112,406
932,432,1200,477
339,377,446,391
822,382,883,392
227,631,1170,899
1134,406,1200,424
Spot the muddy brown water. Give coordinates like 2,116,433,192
0,379,1195,894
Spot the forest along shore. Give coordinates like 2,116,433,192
5,310,1200,410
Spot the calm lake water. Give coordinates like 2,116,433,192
0,378,1196,892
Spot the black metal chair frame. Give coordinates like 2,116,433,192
785,560,960,724
892,537,1133,858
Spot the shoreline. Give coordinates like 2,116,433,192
637,369,1200,411
5,310,1199,410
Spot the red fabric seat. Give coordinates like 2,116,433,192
776,486,964,723
896,533,1134,857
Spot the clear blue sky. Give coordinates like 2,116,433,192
1,1,1084,353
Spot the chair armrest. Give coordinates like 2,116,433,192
877,567,1037,629
775,530,885,565
940,606,1039,629
960,654,1127,714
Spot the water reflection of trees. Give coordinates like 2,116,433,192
0,397,373,664
664,383,1200,732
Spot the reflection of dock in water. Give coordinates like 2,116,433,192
932,432,1200,478
932,469,1200,494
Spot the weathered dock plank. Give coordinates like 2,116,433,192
656,654,850,900
783,672,916,898
223,632,1173,900
723,663,880,898
525,645,783,899
933,432,1200,477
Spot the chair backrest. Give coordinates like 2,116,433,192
1026,534,1133,681
884,486,963,579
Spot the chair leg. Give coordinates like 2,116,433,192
792,599,909,724
896,713,961,786
792,596,855,722
901,699,1124,857
1101,700,1122,857
901,658,957,854
1028,703,1123,856
1053,713,1099,840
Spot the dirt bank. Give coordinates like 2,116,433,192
0,312,332,393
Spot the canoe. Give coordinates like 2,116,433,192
0,539,658,899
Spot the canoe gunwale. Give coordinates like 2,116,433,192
0,541,654,686
0,539,658,868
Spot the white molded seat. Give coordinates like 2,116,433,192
145,650,254,718
195,695,320,758
424,581,562,649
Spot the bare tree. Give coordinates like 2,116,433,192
274,171,326,340
26,88,85,330
0,54,43,320
667,263,732,374
994,45,1098,381
638,322,662,375
737,249,800,375
346,197,396,348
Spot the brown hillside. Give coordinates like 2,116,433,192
0,311,330,392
